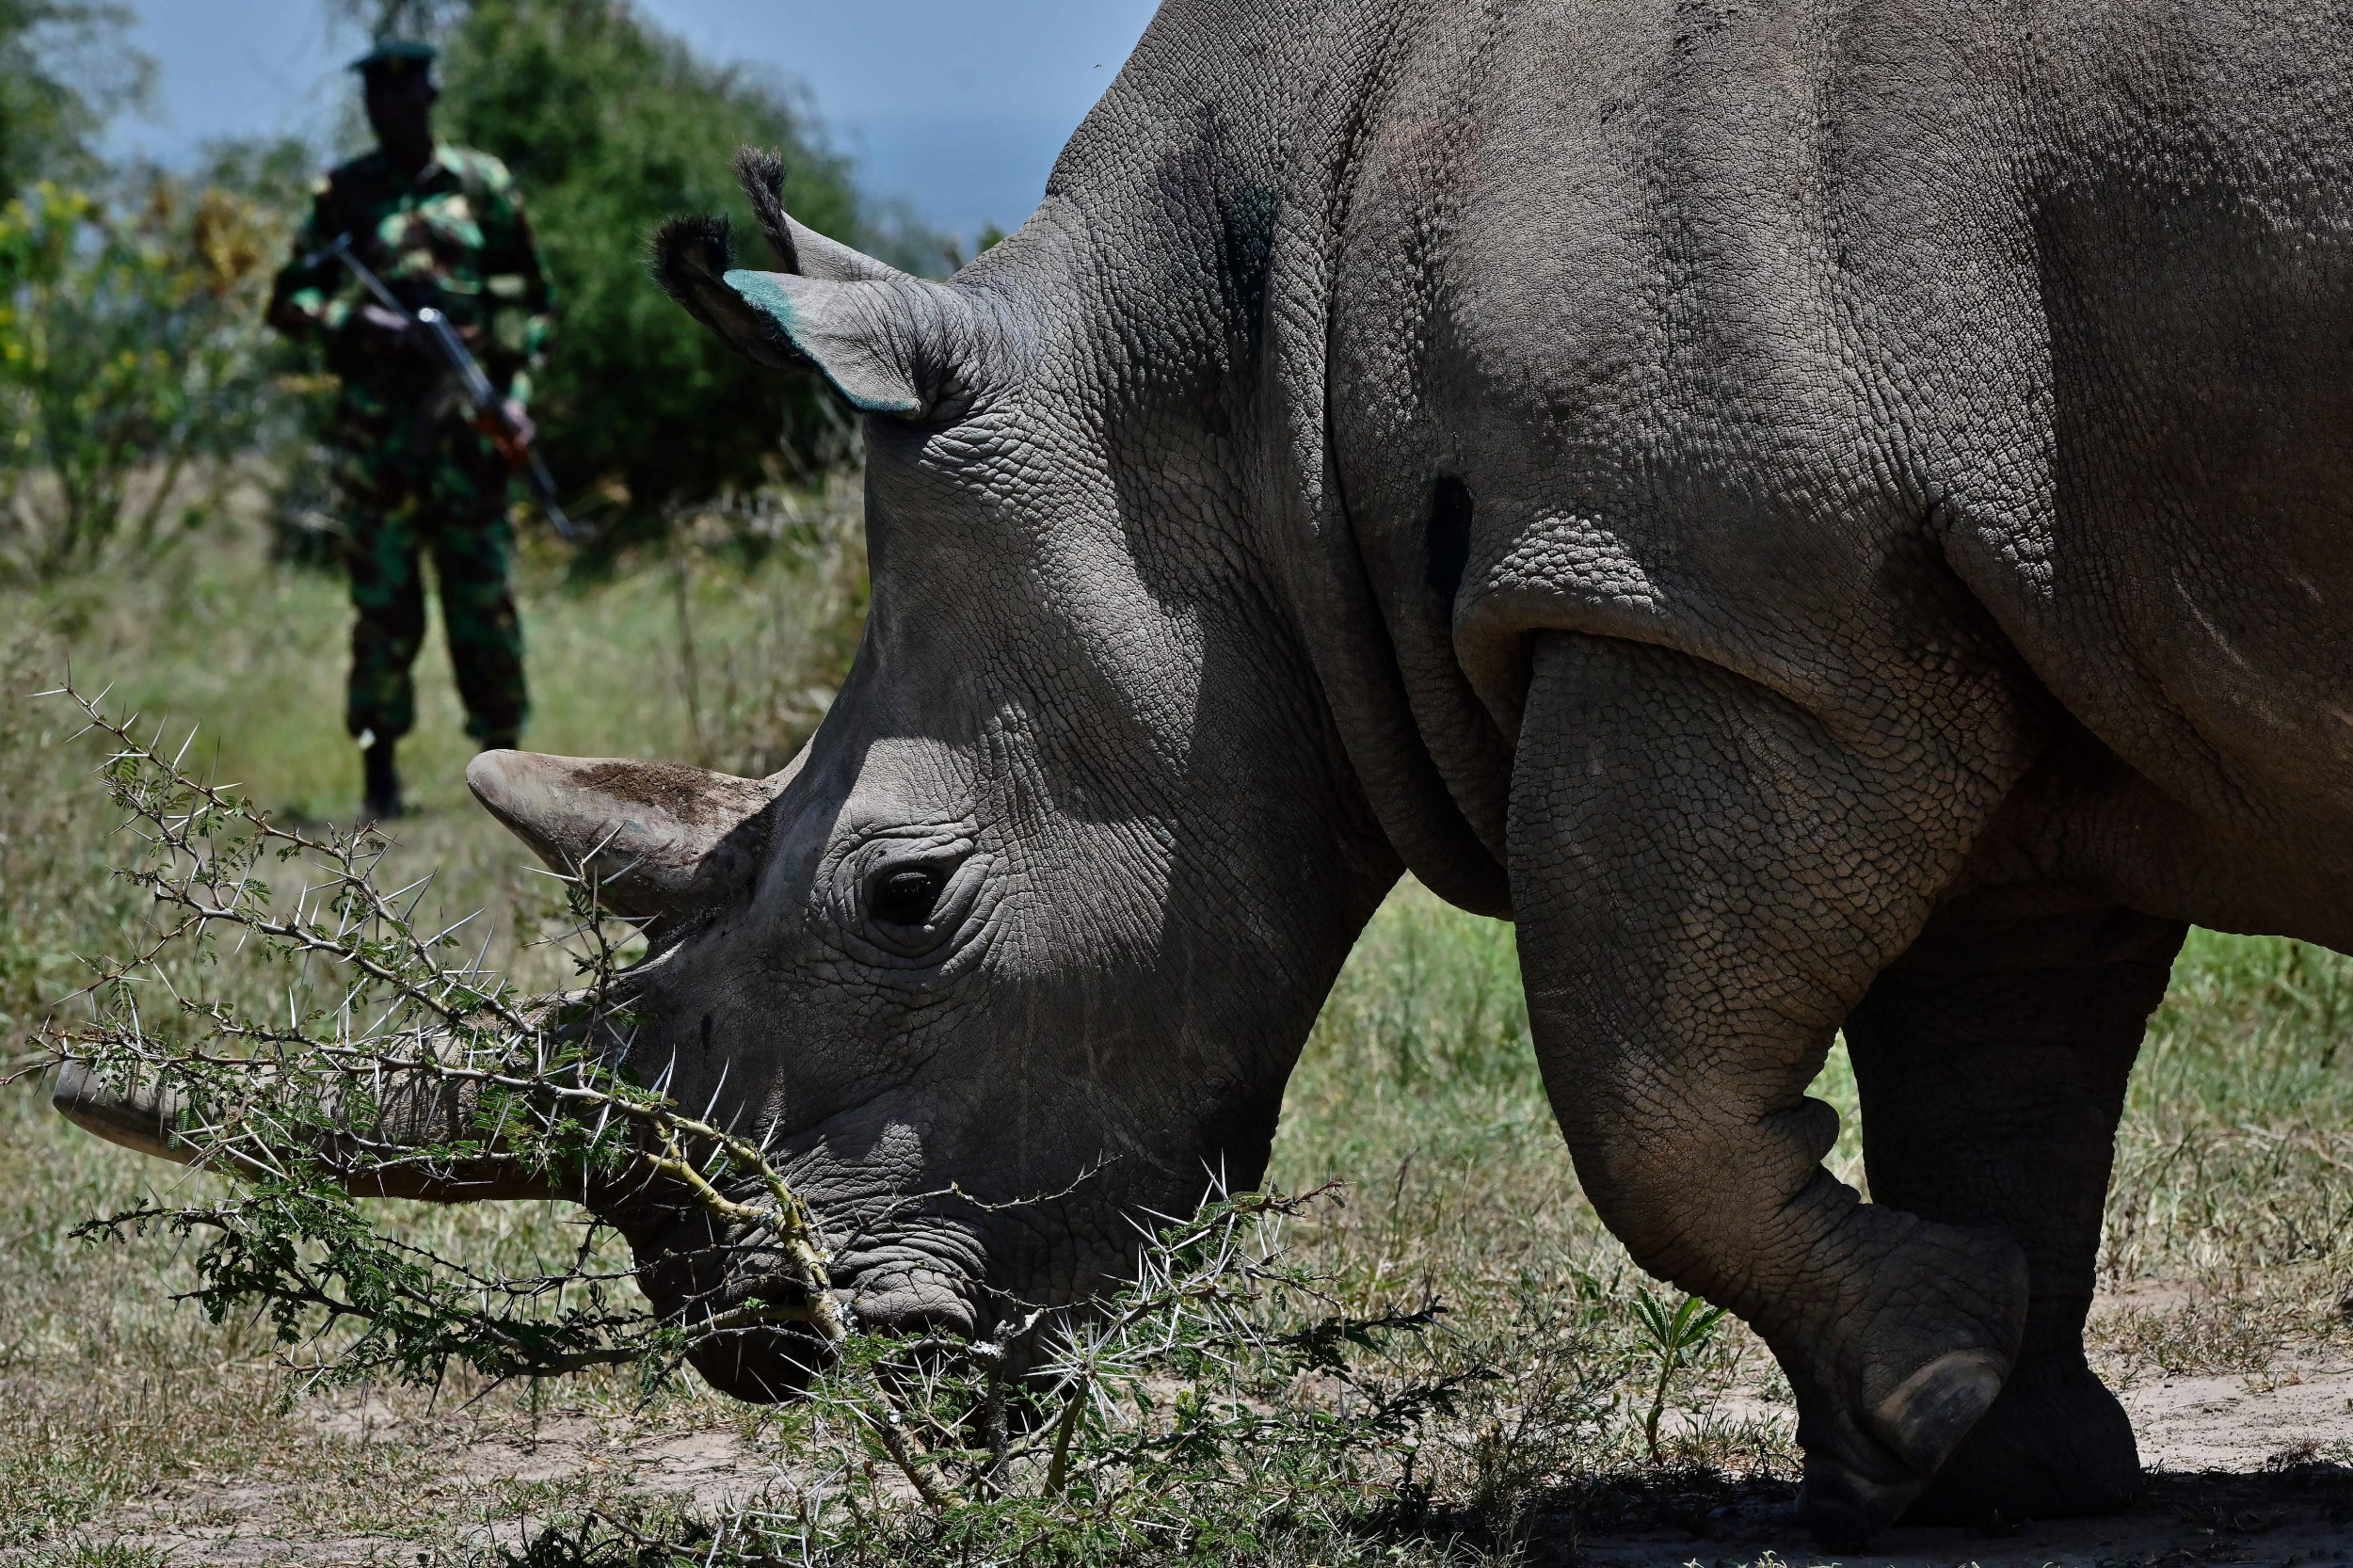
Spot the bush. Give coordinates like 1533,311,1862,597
0,1,152,196
33,689,1499,1566
0,179,295,576
434,0,926,552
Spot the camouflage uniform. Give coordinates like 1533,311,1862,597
268,144,554,746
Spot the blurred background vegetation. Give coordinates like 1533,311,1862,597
0,2,153,197
425,0,944,553
1,0,948,580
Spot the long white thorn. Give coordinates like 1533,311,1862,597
699,1057,732,1125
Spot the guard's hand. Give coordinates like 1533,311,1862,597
487,399,536,466
356,303,417,352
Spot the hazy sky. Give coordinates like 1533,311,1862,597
114,1,1164,239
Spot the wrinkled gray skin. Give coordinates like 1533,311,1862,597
58,0,2353,1546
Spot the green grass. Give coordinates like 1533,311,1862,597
2,506,2350,1559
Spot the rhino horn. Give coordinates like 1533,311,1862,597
54,1056,554,1200
53,1060,193,1164
651,207,982,420
466,752,784,921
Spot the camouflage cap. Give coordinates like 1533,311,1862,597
349,40,438,76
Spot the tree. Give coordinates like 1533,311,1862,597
0,176,293,575
0,1,152,197
0,14,280,580
432,0,914,551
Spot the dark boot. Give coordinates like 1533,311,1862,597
360,739,404,824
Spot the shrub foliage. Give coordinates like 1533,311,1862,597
0,1,152,196
0,179,294,575
433,0,895,548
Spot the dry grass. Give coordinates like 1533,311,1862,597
0,497,865,1558
1,502,2350,1560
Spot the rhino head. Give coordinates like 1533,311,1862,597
513,190,1414,1397
84,161,1411,1400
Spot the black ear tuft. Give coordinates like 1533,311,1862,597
648,213,804,372
649,213,736,328
732,147,801,274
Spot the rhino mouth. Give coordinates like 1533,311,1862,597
681,1317,837,1402
620,1215,840,1401
621,1202,989,1403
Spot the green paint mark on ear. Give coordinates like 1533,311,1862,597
719,267,925,416
724,269,796,330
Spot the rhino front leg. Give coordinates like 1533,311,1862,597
1846,903,2185,1525
1509,632,2031,1546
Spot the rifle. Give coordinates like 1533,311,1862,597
305,232,580,543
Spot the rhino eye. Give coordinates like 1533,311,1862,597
871,868,944,927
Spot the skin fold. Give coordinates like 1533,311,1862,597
61,0,2353,1546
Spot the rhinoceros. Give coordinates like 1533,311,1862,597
56,0,2353,1546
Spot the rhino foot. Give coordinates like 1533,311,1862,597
1797,1348,2009,1549
1901,1358,2141,1526
1797,1455,1918,1552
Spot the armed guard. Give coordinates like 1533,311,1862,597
268,40,555,822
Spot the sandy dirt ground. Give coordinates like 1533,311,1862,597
1565,1352,2353,1568
84,1405,794,1564
57,1347,2353,1566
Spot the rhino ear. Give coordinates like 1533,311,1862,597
466,752,782,922
653,205,978,419
721,268,959,417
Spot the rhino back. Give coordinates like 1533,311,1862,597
1976,3,2353,867
1313,0,2353,909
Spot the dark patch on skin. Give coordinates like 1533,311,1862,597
1144,110,1277,358
1219,182,1279,348
700,1013,713,1053
1426,474,1474,617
